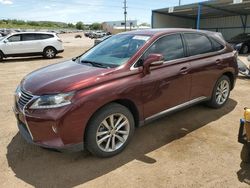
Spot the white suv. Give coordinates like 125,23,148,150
0,32,64,61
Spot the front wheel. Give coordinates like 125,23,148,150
0,52,3,62
85,103,135,158
207,75,231,108
241,144,250,163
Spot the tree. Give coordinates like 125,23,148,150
67,23,75,28
90,22,102,30
76,21,84,30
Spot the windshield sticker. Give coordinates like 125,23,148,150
133,35,150,41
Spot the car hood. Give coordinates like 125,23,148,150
21,60,115,95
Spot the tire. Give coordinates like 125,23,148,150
43,47,57,59
85,103,135,158
241,44,249,54
241,144,250,163
206,75,231,108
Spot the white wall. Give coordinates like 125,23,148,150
200,15,245,40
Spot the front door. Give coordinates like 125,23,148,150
141,34,191,119
3,34,23,54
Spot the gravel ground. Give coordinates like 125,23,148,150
0,33,250,188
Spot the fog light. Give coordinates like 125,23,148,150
52,125,58,133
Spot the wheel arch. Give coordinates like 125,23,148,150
83,98,140,142
0,50,5,57
43,46,57,53
222,71,235,90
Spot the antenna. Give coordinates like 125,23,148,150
123,0,127,31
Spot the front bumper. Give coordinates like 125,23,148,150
57,49,64,54
13,104,84,152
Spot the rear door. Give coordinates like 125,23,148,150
183,33,225,99
21,33,41,53
141,34,191,119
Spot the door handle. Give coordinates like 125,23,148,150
180,67,189,74
215,59,222,65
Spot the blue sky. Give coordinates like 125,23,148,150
0,0,207,24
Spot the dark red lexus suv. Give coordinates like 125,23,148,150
13,29,238,157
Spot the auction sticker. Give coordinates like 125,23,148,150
133,36,150,41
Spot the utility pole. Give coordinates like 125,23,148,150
123,0,127,31
179,0,181,6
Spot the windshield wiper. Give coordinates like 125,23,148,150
80,60,110,68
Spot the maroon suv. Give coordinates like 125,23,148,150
13,29,238,157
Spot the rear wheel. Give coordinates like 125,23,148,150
241,144,250,163
85,103,135,158
43,47,56,59
207,75,231,108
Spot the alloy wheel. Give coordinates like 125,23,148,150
96,113,130,152
46,48,55,58
215,79,230,105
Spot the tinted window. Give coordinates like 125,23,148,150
38,34,54,39
8,35,21,42
22,34,54,41
184,33,213,56
145,34,184,61
210,38,224,51
22,34,36,41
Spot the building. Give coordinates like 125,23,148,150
152,0,250,40
102,20,138,34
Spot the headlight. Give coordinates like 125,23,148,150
30,92,74,109
235,43,243,49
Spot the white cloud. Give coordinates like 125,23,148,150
0,0,13,5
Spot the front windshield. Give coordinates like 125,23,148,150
80,34,151,67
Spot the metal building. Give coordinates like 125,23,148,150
152,0,250,40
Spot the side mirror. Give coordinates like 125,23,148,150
3,39,8,43
143,53,164,75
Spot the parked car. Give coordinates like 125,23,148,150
237,58,250,77
84,31,91,37
0,32,64,61
13,29,238,157
75,34,82,38
228,33,250,54
94,35,112,46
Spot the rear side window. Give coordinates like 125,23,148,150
210,38,224,51
39,34,54,39
145,34,184,61
184,33,213,56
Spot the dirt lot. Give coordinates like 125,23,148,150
0,33,250,188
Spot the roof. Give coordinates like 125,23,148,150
120,28,218,36
9,31,57,35
153,0,250,19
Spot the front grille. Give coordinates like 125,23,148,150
18,88,34,109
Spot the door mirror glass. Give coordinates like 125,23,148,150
143,53,164,75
